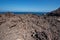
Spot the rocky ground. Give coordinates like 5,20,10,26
0,8,60,40
0,13,60,40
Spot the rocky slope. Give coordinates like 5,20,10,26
47,7,60,16
0,8,60,40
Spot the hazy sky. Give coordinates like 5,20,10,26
0,0,60,12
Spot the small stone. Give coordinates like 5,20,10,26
17,38,24,40
17,38,21,40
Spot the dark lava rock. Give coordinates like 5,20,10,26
47,7,60,16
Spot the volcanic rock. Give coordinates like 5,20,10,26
0,12,60,40
47,7,60,16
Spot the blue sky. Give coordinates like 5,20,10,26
0,0,60,12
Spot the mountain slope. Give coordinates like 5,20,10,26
47,7,60,16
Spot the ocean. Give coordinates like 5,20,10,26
0,12,47,15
